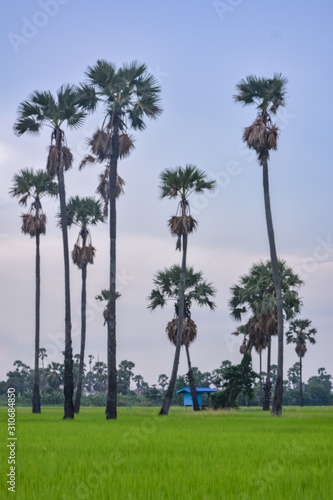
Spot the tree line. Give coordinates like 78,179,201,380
10,61,321,418
1,355,331,408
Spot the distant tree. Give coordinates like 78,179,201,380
234,73,288,416
88,355,94,372
46,362,63,391
133,375,144,390
39,348,48,369
6,361,31,395
286,319,317,406
229,260,302,411
212,354,258,409
117,360,135,394
158,374,169,392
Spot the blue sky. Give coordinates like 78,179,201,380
0,0,332,387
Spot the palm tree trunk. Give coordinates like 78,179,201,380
299,356,303,407
263,334,272,411
261,155,284,416
56,131,74,419
159,232,188,415
106,132,118,420
33,230,41,413
259,351,262,407
74,262,87,413
185,344,200,411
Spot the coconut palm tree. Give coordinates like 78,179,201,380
10,168,58,413
286,319,317,406
60,196,104,413
148,264,215,411
229,260,303,410
158,166,216,415
77,60,162,419
14,85,87,419
234,74,288,415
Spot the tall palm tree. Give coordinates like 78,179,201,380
61,196,104,413
10,168,58,413
234,74,288,415
77,60,162,419
158,166,216,415
286,319,317,407
148,264,216,411
229,260,303,410
14,85,87,419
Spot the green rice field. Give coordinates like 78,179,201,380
1,406,332,500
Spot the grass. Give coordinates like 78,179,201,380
1,406,332,500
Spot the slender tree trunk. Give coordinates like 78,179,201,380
299,356,303,407
185,344,200,411
33,230,41,413
159,232,188,415
56,130,74,419
74,261,87,414
263,334,272,411
259,351,262,406
106,132,118,420
261,155,284,416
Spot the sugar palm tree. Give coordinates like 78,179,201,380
229,260,302,411
77,60,162,419
148,264,216,411
61,196,104,413
234,74,288,415
158,166,216,415
10,168,58,413
14,85,87,419
286,319,317,406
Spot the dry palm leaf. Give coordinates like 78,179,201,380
103,308,109,325
90,129,112,159
118,134,134,159
296,344,307,358
166,317,197,347
62,147,73,171
267,125,279,150
21,213,46,236
79,154,96,170
47,145,59,177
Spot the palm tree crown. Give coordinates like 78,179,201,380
234,74,288,165
159,165,216,250
148,264,216,312
10,168,58,236
13,85,86,136
286,319,317,358
229,260,303,322
77,60,162,133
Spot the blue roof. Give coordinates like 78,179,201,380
176,387,217,394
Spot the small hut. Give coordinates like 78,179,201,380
176,387,217,410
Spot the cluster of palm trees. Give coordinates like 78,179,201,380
12,61,162,419
11,63,314,419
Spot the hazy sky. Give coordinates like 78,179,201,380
1,0,332,387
